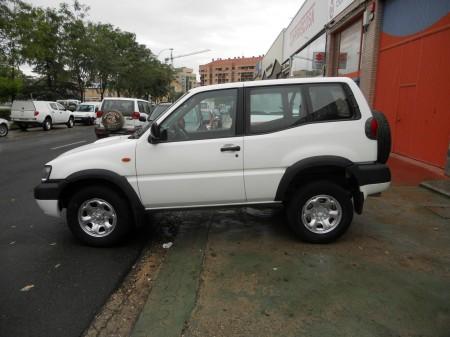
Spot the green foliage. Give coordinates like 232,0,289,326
0,0,174,102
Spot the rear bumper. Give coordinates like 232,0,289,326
347,163,391,198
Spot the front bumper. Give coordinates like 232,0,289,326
34,180,66,217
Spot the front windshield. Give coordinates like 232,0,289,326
76,104,94,112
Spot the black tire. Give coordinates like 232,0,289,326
0,123,8,137
372,111,391,164
43,117,52,131
18,123,28,131
67,116,74,128
67,185,133,247
286,180,353,243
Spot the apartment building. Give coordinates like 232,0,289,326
199,56,263,86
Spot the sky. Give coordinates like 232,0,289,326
25,0,304,78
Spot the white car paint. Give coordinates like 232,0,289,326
37,77,390,218
73,101,100,123
10,100,73,126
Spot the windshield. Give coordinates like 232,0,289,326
150,104,171,120
76,104,95,112
131,92,190,139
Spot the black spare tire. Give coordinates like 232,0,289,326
372,110,391,164
102,110,124,131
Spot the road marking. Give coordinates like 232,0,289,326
51,140,87,150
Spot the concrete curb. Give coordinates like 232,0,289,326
420,180,450,198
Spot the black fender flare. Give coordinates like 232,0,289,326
275,156,354,202
63,169,145,226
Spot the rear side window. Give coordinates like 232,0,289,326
101,100,134,116
248,85,307,134
50,103,58,110
137,101,147,113
308,84,353,122
247,83,357,135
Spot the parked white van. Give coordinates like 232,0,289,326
73,102,100,125
10,101,75,131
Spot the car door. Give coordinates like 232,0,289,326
135,87,245,209
49,103,61,123
56,103,68,123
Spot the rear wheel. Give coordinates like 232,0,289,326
0,123,8,137
67,185,133,247
286,181,353,243
43,117,52,131
67,116,74,128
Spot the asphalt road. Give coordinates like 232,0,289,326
0,125,148,337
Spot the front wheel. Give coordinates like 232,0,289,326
67,117,74,128
66,185,133,247
286,181,353,243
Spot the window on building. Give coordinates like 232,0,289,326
335,19,363,77
291,33,327,78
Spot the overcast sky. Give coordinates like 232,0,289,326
26,0,304,77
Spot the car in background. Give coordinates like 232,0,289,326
149,102,172,121
57,99,80,112
0,118,9,137
10,100,75,131
94,97,151,138
73,102,100,125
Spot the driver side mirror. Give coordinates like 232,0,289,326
148,122,167,144
139,116,147,122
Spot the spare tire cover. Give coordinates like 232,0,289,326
102,110,124,131
372,110,391,164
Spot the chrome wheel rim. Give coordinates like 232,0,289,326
69,118,74,127
78,198,117,237
301,195,342,234
0,125,7,136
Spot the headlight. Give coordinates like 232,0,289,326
41,165,52,182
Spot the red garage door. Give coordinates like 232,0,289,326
374,0,450,168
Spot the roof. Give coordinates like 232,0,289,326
189,77,356,94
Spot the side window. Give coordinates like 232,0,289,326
307,84,354,121
248,85,306,134
138,101,146,113
57,103,65,110
160,89,237,142
50,103,58,110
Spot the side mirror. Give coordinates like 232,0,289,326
148,122,167,144
139,116,147,122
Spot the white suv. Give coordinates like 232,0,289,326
34,78,391,246
11,100,75,131
94,97,151,138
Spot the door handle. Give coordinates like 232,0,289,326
221,144,240,152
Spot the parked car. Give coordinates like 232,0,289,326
149,102,172,121
57,99,81,112
94,97,151,138
0,118,9,137
35,77,391,247
11,100,75,131
73,102,100,125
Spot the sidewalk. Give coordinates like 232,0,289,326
131,158,450,337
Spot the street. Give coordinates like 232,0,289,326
0,126,148,337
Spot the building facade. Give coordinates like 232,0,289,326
199,56,263,86
261,0,450,171
173,67,198,94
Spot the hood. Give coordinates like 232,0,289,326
58,135,132,158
